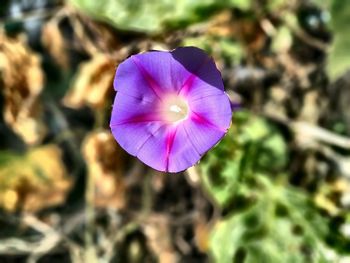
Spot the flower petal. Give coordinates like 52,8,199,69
110,92,161,125
189,93,232,129
136,124,169,171
167,124,201,172
110,94,163,156
182,117,226,156
114,54,164,101
111,121,165,157
171,47,224,98
130,51,179,93
126,47,225,97
181,76,225,101
136,124,201,172
182,92,232,156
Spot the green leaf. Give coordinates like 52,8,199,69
210,176,331,263
326,0,350,79
229,0,252,11
199,111,287,207
267,0,286,12
69,0,253,33
182,36,244,65
199,111,347,262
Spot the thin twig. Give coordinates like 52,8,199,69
264,111,350,149
291,122,350,149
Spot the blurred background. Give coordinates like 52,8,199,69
0,0,350,262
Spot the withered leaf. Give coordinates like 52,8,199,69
0,145,72,212
82,130,125,209
0,31,46,145
143,215,178,263
42,8,120,68
63,54,115,109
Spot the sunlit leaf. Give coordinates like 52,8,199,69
0,145,72,212
63,54,115,109
69,0,254,33
0,31,46,145
210,176,330,263
326,0,350,79
199,111,287,207
82,130,126,209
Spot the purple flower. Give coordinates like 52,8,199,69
110,47,232,173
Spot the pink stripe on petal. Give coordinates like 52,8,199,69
132,56,164,100
190,111,226,132
133,51,180,93
111,112,162,125
183,77,224,101
189,93,232,129
166,124,201,172
134,123,203,172
178,58,209,97
182,119,226,155
165,126,178,171
171,47,224,94
113,56,163,102
111,121,164,157
178,73,196,97
110,92,159,125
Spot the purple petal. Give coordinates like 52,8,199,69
136,124,169,171
189,93,232,129
111,121,165,157
114,54,164,101
110,92,161,125
171,47,224,97
130,51,180,94
180,75,224,101
182,118,226,156
136,124,201,172
167,124,201,172
110,94,163,156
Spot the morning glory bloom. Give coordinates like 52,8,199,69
110,47,232,173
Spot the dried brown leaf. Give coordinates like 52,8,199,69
143,215,178,263
42,8,120,68
0,145,72,212
0,31,46,145
194,219,210,253
82,130,126,209
42,16,69,68
63,54,115,109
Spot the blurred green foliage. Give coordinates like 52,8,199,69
200,111,287,207
69,0,289,33
199,111,339,262
211,178,330,263
312,0,350,79
327,1,350,79
183,36,244,66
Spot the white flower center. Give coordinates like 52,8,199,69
169,104,182,113
162,95,189,123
